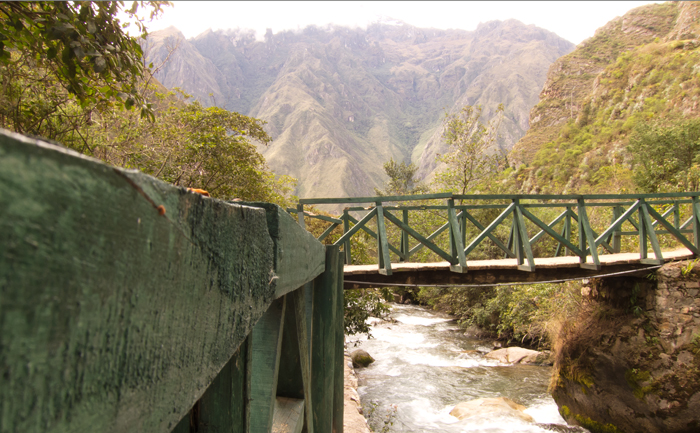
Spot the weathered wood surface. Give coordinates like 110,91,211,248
248,297,286,433
311,246,341,432
271,397,305,433
0,129,327,433
242,202,325,298
344,248,694,288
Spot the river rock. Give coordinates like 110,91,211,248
485,347,551,364
350,349,375,368
450,397,534,422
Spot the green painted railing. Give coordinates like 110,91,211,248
1,129,344,433
291,193,700,276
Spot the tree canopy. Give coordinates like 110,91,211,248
434,104,506,195
628,119,700,193
374,158,425,196
0,1,169,117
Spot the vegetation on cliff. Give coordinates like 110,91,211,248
509,2,700,195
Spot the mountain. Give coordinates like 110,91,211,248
509,1,700,194
144,21,573,203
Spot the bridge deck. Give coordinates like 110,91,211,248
344,248,694,288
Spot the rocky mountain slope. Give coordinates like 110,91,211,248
509,1,700,194
144,21,573,201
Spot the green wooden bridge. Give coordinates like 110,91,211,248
3,127,699,433
292,192,700,287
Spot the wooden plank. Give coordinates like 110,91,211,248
318,222,340,242
292,285,314,433
694,198,700,249
593,200,640,248
285,210,343,225
343,210,352,264
383,210,456,263
297,204,305,229
311,246,341,433
464,203,515,256
334,208,377,246
447,199,467,272
646,206,700,255
400,210,410,261
639,202,664,265
300,192,453,205
408,220,450,256
514,203,535,272
376,205,393,275
332,251,345,433
239,203,326,299
277,295,305,400
196,340,249,433
452,192,700,200
528,209,567,245
171,415,191,433
344,213,404,259
0,130,276,433
520,207,583,257
577,199,601,270
272,397,305,433
248,297,287,433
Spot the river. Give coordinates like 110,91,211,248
348,304,583,433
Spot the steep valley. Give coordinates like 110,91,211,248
144,20,573,201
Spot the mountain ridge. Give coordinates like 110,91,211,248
144,20,574,204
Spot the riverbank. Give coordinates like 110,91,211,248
344,352,372,433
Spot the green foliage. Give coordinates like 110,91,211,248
0,1,170,118
374,158,426,196
572,414,624,433
692,334,700,355
85,88,296,204
625,368,655,399
344,288,391,337
628,118,700,192
418,281,582,347
435,104,506,195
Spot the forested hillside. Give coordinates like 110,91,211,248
509,1,700,194
144,21,573,200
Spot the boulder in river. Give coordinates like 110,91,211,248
350,349,375,368
485,347,552,365
450,397,534,422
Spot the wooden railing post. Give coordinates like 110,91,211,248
297,203,305,229
400,209,410,262
612,205,622,254
447,198,467,272
577,198,601,270
343,208,352,264
375,202,392,275
311,245,345,433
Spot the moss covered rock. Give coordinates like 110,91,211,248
350,349,375,368
551,261,700,433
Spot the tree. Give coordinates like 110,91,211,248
86,88,296,204
434,104,506,195
0,1,170,117
628,119,700,193
374,158,426,196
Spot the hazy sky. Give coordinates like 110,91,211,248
140,1,660,45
